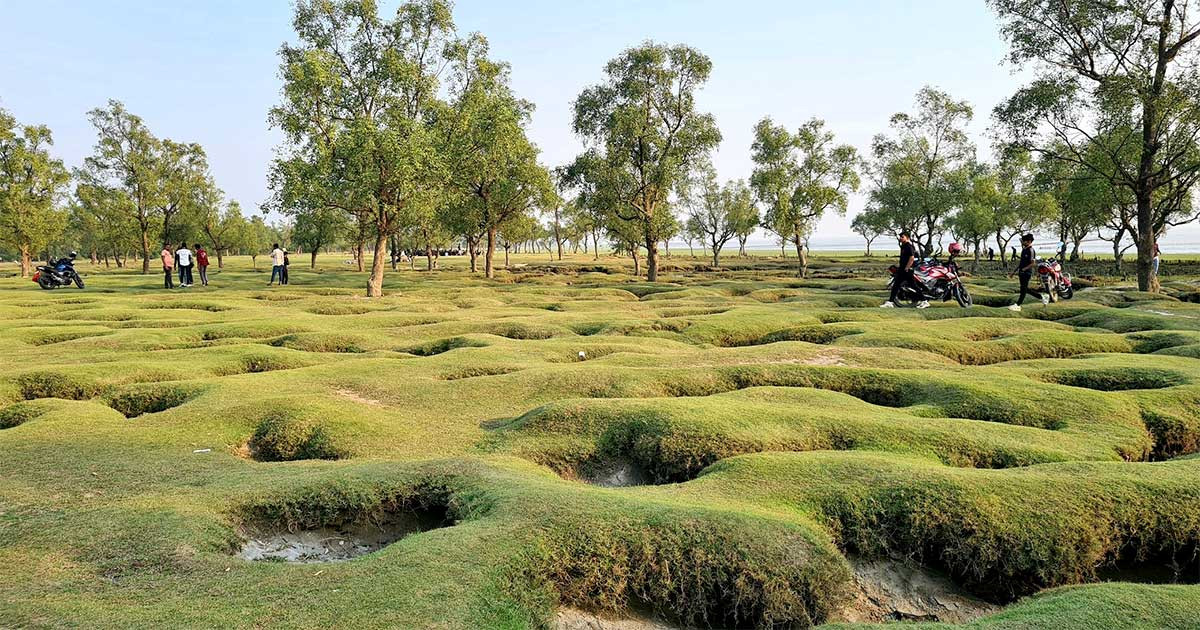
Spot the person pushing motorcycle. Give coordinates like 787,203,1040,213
881,231,927,309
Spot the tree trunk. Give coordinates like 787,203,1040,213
19,245,31,277
355,239,365,272
592,230,600,260
1135,193,1155,291
644,235,659,282
794,233,807,278
310,250,318,269
367,231,387,297
631,247,641,276
1070,239,1082,262
467,236,479,273
504,246,510,268
140,230,150,274
485,226,498,279
425,241,434,271
216,250,225,269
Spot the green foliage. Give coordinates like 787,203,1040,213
751,117,860,275
0,108,71,275
569,41,722,281
249,410,345,461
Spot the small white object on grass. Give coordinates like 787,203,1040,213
192,448,211,454
578,351,586,361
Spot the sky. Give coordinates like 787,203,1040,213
4,0,1198,251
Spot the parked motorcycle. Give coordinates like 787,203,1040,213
31,252,84,290
888,257,972,307
1036,257,1073,301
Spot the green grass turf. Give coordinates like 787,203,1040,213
1,253,1199,629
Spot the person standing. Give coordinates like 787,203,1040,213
1153,240,1162,277
195,243,210,286
281,249,291,285
1008,233,1049,311
176,242,194,287
268,243,285,286
880,232,927,308
160,244,175,289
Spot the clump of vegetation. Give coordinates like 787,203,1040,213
14,371,101,401
0,402,46,429
248,411,346,461
104,383,198,418
1042,367,1190,391
400,336,487,356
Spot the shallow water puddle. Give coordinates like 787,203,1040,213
579,458,652,488
238,511,446,563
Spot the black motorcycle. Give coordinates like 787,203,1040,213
32,253,84,290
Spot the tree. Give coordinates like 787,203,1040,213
74,183,139,267
154,139,210,246
498,212,538,267
240,215,272,270
1032,148,1110,261
868,87,975,256
79,101,161,273
727,189,759,257
986,150,1057,260
991,0,1200,291
291,204,348,268
439,35,556,278
271,0,454,296
683,164,751,266
751,117,860,277
950,165,1002,271
0,110,70,276
196,190,248,269
571,42,722,281
850,208,888,256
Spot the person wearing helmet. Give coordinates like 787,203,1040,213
947,242,963,267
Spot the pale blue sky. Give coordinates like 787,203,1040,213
7,1,1187,249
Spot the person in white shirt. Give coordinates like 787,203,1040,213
175,242,194,287
269,244,286,286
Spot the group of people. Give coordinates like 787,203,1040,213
157,242,292,289
879,231,1051,311
160,243,209,289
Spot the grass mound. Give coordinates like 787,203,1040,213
248,411,346,461
401,336,487,356
14,370,101,401
268,332,371,353
0,401,48,429
104,383,198,418
1042,367,1190,391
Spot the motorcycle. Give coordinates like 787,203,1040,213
31,254,84,290
888,257,972,307
1036,257,1073,301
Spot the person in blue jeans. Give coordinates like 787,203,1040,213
268,243,285,286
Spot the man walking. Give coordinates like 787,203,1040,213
268,243,286,286
1008,233,1049,312
881,232,927,308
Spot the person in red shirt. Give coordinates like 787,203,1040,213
194,243,210,287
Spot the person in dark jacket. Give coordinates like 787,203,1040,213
880,232,927,308
1008,233,1049,311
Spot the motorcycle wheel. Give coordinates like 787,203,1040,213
1059,285,1073,300
73,274,85,289
955,285,972,307
38,278,56,290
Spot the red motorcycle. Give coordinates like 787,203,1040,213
888,258,972,307
1036,258,1074,301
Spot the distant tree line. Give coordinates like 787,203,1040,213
4,0,1200,293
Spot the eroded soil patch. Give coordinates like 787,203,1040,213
238,509,447,563
832,556,999,624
